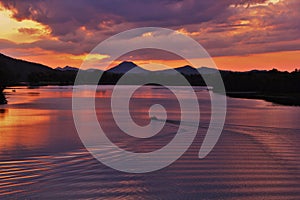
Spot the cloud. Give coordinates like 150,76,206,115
0,39,16,50
18,27,43,35
0,0,299,59
1,0,265,37
181,0,300,56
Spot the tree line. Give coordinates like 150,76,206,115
1,67,300,105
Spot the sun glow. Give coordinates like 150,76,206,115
142,32,153,37
267,0,280,4
176,28,200,36
0,6,51,43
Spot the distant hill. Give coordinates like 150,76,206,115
175,65,199,75
55,66,79,72
198,67,220,74
0,53,55,83
106,61,149,74
157,65,221,75
0,53,81,86
157,65,198,75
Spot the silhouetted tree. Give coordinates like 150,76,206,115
0,68,10,104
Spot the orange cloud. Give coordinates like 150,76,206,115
0,6,52,43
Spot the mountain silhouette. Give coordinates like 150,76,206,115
197,67,220,74
174,65,199,75
157,65,222,75
55,66,79,72
156,65,191,75
106,61,149,74
157,65,200,75
0,53,220,84
0,53,55,83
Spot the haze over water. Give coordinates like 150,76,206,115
0,86,300,199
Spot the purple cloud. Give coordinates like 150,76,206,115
1,0,299,58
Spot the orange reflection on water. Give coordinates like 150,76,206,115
0,108,52,155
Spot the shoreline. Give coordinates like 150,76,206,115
227,92,300,106
0,87,7,104
1,84,300,107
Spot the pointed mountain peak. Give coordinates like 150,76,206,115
117,61,138,66
175,65,195,69
174,65,199,75
106,61,148,74
55,66,79,71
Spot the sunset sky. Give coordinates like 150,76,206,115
0,0,299,71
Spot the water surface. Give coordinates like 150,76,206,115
0,86,299,199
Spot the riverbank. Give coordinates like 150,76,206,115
0,87,7,105
227,92,300,106
2,85,300,106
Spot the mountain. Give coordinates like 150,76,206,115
84,68,103,73
156,65,198,75
0,53,55,83
157,65,220,75
0,53,82,86
106,61,149,74
175,65,200,75
197,67,219,74
55,66,79,71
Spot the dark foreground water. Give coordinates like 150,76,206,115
0,86,299,199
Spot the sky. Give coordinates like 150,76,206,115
0,0,299,71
